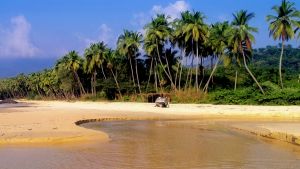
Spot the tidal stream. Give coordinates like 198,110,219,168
0,120,300,169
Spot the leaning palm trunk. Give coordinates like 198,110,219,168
242,50,265,95
203,57,220,93
164,52,173,84
199,68,205,89
146,57,153,92
129,57,137,94
100,64,107,79
155,40,176,90
154,66,158,93
174,62,179,88
73,70,86,95
110,69,122,99
135,59,142,94
279,41,284,89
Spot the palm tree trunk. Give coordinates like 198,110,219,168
94,72,97,94
155,40,176,90
110,69,122,99
129,57,137,94
90,75,94,95
91,71,97,95
199,68,205,89
189,55,195,88
178,61,183,91
73,70,86,95
279,41,284,89
164,52,173,84
156,68,163,93
195,42,199,92
146,57,153,92
203,57,220,93
234,70,238,91
242,50,265,95
154,66,158,93
135,58,142,94
178,48,185,91
100,64,107,79
174,51,181,88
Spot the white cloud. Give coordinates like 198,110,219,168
0,15,39,58
76,24,116,53
151,1,190,20
131,1,190,34
98,24,113,44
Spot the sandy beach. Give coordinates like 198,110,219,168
0,100,300,145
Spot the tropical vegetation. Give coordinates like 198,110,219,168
0,0,300,105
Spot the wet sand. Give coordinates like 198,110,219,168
0,100,300,145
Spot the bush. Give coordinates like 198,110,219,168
210,82,300,105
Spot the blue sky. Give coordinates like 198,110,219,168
0,0,300,77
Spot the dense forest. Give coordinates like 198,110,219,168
0,0,299,105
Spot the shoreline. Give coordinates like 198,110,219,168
0,100,300,146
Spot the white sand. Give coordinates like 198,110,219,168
0,100,300,145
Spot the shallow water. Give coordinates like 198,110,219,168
1,120,300,169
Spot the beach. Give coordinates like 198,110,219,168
0,100,300,145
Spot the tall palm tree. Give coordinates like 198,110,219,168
203,22,231,92
171,11,191,90
182,11,208,91
106,48,122,99
64,51,86,96
144,14,176,90
84,42,107,95
117,30,143,94
230,10,265,94
266,0,300,88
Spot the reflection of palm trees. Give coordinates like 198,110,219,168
267,0,300,88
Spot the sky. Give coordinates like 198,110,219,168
0,0,300,77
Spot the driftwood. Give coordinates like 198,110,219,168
155,97,169,108
0,99,18,104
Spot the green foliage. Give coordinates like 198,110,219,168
211,82,300,105
1,4,300,105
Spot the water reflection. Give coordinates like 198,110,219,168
0,120,300,169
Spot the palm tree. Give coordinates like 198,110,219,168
203,22,231,92
106,48,122,99
266,0,300,88
84,42,107,95
144,14,176,90
230,10,265,94
64,51,86,96
117,30,143,94
171,11,190,90
182,11,208,91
